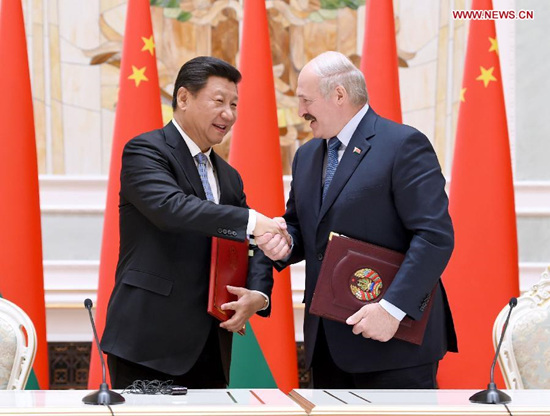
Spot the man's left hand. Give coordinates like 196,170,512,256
219,286,266,334
345,303,400,342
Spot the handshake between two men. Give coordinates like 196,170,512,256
253,214,292,261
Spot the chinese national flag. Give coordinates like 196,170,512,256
360,0,402,123
228,0,298,394
0,0,49,389
88,0,162,388
438,0,518,388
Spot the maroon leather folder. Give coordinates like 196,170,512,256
207,237,249,326
309,233,434,345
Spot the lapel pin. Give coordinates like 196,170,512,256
353,147,362,155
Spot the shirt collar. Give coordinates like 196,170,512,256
171,119,213,161
333,103,370,148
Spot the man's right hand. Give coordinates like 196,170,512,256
253,213,287,238
255,217,292,261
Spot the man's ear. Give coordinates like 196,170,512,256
177,87,190,111
334,85,347,105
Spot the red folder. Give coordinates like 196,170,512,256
207,237,249,324
309,233,434,345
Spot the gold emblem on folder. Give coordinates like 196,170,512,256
349,268,383,301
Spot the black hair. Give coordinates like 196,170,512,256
171,56,242,110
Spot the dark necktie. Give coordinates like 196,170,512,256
323,137,341,201
194,153,215,202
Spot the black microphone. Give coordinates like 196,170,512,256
469,297,518,404
82,298,125,405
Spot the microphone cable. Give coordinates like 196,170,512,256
504,403,513,416
122,380,188,395
98,380,186,416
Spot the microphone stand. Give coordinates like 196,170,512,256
82,299,125,405
469,297,517,404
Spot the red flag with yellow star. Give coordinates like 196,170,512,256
88,0,162,388
438,0,518,388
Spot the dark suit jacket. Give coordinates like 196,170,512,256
100,122,273,381
279,108,457,373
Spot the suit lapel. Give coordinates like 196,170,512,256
211,152,231,205
163,122,206,200
318,109,376,221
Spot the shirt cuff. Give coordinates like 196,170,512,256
379,299,406,321
247,209,257,236
279,234,294,263
251,290,269,311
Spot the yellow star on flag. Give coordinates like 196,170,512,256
128,65,148,87
476,66,497,88
460,88,467,102
488,37,499,55
141,35,155,56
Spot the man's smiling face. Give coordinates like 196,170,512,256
178,76,238,151
296,65,341,140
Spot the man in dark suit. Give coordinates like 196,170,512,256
258,51,457,389
101,57,284,389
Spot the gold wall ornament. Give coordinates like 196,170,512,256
79,0,431,176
